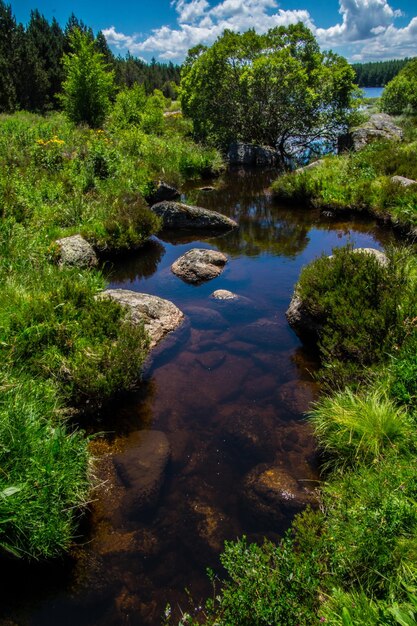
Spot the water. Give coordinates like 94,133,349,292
362,87,384,99
0,168,397,626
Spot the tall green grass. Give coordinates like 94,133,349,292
0,374,90,559
309,388,415,468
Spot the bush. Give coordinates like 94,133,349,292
322,456,417,596
205,534,320,626
82,192,161,253
297,246,415,369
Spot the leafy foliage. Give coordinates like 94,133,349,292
59,29,115,128
381,59,417,115
297,246,415,370
180,24,358,158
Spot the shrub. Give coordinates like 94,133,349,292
205,534,320,626
309,388,415,469
82,192,161,253
322,456,417,596
297,245,415,369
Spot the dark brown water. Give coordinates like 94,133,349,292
1,168,397,626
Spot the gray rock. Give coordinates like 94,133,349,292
114,430,170,514
352,247,388,266
391,175,417,187
146,181,180,205
338,113,403,152
171,248,228,284
295,159,324,174
211,289,238,300
150,201,237,231
55,234,98,268
99,289,184,349
199,186,216,192
242,464,317,524
227,142,280,165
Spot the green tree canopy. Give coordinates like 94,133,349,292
180,24,358,160
381,58,417,115
59,28,115,127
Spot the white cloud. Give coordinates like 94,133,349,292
103,0,417,62
104,0,315,60
316,0,402,44
102,26,137,50
351,16,417,60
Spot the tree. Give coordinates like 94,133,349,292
0,1,19,112
381,58,417,115
60,29,115,127
180,24,358,161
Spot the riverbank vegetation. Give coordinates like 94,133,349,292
0,24,222,559
170,61,417,626
174,244,417,626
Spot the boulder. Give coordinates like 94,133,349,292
171,248,228,284
150,201,237,231
113,430,170,515
286,293,321,342
242,464,317,525
99,289,184,350
338,113,403,152
145,181,180,205
227,142,280,166
391,175,417,187
55,234,98,268
295,159,324,174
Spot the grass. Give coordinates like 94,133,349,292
0,91,224,559
0,374,90,559
309,388,415,469
271,135,417,230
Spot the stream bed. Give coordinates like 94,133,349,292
0,167,397,626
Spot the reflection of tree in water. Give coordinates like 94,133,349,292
213,214,310,258
103,239,165,284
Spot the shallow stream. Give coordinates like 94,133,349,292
1,167,397,626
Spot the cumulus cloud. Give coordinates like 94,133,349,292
103,0,417,62
104,0,315,60
316,0,402,44
351,16,417,60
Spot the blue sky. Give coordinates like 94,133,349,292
12,0,417,62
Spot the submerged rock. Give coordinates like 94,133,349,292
338,113,403,152
171,248,228,284
150,201,237,231
113,430,171,515
99,289,184,349
146,181,180,205
55,234,98,268
242,464,317,524
211,289,238,300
